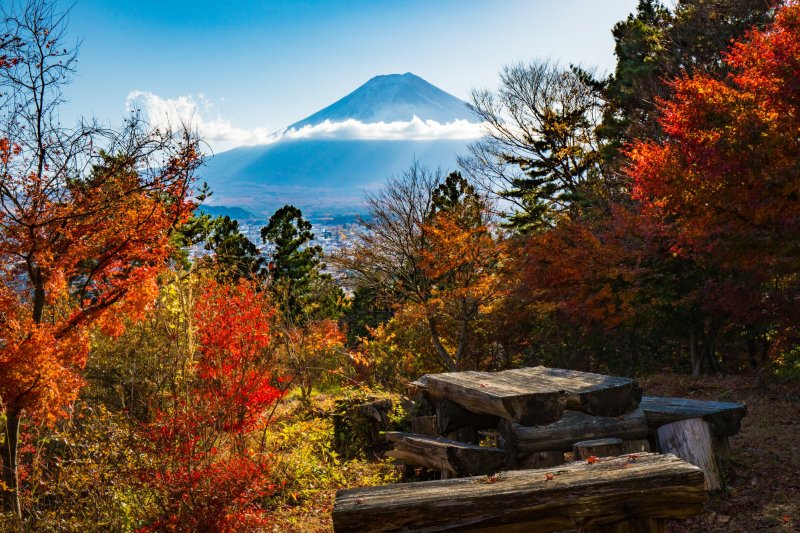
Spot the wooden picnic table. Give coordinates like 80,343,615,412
397,366,745,488
413,366,642,425
337,366,747,532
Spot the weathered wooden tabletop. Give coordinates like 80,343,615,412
413,366,642,425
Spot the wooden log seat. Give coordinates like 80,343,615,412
639,396,746,437
385,432,507,478
332,453,706,532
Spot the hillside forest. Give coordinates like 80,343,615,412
0,0,798,530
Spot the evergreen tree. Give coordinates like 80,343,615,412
432,171,481,220
174,213,266,280
466,61,605,233
261,205,338,321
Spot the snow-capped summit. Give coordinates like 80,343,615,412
288,72,478,129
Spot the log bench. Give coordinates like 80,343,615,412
385,432,507,478
639,396,747,438
640,395,746,465
333,453,706,532
500,408,649,462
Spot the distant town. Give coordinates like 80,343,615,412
238,220,360,260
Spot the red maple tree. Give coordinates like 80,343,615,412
141,279,284,531
629,1,800,354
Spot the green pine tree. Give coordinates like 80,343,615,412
261,205,343,321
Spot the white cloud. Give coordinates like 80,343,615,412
126,91,272,153
278,117,485,141
126,91,486,153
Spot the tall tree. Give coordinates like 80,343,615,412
336,165,507,371
261,205,324,320
260,205,346,399
601,0,775,155
464,61,606,232
175,213,266,281
0,1,199,516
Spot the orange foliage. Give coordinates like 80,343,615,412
0,144,198,423
421,211,507,309
630,2,800,276
280,317,346,399
413,210,508,370
523,205,653,330
627,1,800,335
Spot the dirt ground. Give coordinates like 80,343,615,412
640,373,800,532
274,372,799,532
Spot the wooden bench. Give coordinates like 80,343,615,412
641,395,747,469
639,396,746,437
333,453,706,532
385,432,507,478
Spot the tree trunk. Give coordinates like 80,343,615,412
427,316,456,371
2,408,21,518
454,314,469,370
706,332,721,374
747,336,758,369
690,327,701,378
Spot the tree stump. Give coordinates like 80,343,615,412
574,438,624,460
657,418,721,491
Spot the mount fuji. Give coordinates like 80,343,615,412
200,73,482,220
288,72,476,128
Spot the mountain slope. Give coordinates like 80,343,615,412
202,139,469,216
288,73,477,128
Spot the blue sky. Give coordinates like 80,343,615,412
61,0,639,151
